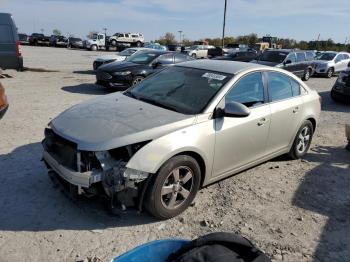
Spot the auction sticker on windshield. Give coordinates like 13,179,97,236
202,72,227,81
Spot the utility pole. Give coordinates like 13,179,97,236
222,0,227,49
178,30,183,45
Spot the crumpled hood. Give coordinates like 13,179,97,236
95,54,126,62
50,93,195,151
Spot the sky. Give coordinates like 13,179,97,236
1,0,349,43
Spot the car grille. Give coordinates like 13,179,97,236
96,71,112,81
43,128,78,171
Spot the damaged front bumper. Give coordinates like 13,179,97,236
43,150,102,188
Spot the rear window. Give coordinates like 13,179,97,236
0,25,14,43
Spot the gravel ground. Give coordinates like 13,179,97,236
0,46,349,262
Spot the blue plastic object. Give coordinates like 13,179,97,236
112,239,189,262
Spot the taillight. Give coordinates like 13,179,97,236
16,40,22,57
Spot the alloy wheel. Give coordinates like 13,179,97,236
296,126,311,154
161,166,194,210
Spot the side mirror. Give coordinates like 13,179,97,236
215,102,251,118
284,60,292,65
152,61,161,68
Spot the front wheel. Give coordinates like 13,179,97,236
288,120,314,159
326,68,334,78
191,53,197,59
145,155,201,219
302,68,311,81
111,40,117,46
90,45,98,51
131,76,144,86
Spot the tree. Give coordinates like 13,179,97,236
157,32,176,45
52,29,61,36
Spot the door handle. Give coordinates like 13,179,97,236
293,106,299,113
257,118,267,126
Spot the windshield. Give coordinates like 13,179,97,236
259,51,288,63
126,52,159,64
190,45,199,50
318,53,336,61
119,48,137,56
125,66,233,114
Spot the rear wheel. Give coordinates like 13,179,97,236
288,120,314,159
136,41,142,47
326,68,334,78
132,76,145,86
145,155,201,219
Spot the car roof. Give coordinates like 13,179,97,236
177,60,269,74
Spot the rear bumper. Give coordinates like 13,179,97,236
42,150,101,188
0,104,8,119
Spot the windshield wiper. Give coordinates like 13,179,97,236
137,96,180,113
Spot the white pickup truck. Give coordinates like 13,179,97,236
109,33,144,47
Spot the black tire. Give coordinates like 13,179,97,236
136,41,142,47
111,40,117,46
131,76,145,86
90,45,98,51
326,68,334,78
191,53,197,59
288,120,314,159
145,155,201,219
93,62,97,70
302,68,311,81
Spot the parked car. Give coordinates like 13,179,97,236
93,47,151,70
68,37,83,49
214,50,257,62
0,13,23,70
96,50,193,89
331,62,350,103
49,35,68,47
0,81,9,119
144,43,167,51
43,60,321,219
18,33,29,45
183,45,215,58
28,33,50,46
251,49,315,81
167,44,182,51
313,51,350,78
109,32,144,47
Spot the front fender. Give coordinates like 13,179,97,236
126,118,215,184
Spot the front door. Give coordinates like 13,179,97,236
213,72,270,178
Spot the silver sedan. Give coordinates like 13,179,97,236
43,60,321,219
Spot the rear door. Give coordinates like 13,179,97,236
295,52,308,77
265,72,304,154
334,54,344,72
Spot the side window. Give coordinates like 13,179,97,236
290,79,301,96
125,34,130,38
296,52,306,62
305,52,315,61
0,25,14,43
286,53,296,63
267,72,293,101
225,72,265,108
156,54,174,65
343,54,350,60
335,55,342,63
